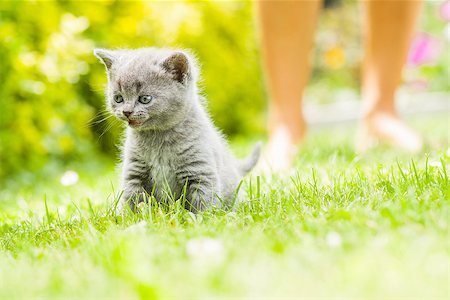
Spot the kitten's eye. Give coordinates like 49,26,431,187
114,95,124,103
138,95,153,104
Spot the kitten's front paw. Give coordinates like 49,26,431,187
186,193,222,213
186,198,207,213
120,191,148,213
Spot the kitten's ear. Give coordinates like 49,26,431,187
94,48,115,70
162,52,189,83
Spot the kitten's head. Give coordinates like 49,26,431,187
94,48,198,131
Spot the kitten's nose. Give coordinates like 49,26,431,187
123,110,132,118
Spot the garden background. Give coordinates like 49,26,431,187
0,1,449,298
1,0,448,181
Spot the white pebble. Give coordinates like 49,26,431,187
60,170,79,186
326,231,342,247
186,238,224,262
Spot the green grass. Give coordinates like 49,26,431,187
0,114,449,299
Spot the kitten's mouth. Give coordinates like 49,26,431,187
127,119,144,127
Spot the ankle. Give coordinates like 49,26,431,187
269,121,306,145
361,92,397,119
363,106,398,122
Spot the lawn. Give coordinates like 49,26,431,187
0,113,448,299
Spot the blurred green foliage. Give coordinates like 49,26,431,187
0,1,266,179
0,1,448,179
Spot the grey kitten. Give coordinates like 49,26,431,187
94,47,261,212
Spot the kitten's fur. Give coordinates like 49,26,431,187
94,47,260,212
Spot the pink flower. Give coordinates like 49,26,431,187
440,0,450,22
407,33,441,66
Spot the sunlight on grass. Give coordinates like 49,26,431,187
0,115,448,298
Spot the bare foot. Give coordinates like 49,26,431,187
357,112,423,153
258,124,305,173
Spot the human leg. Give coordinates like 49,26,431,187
359,0,423,152
258,0,321,170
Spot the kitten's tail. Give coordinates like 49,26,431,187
238,141,262,176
